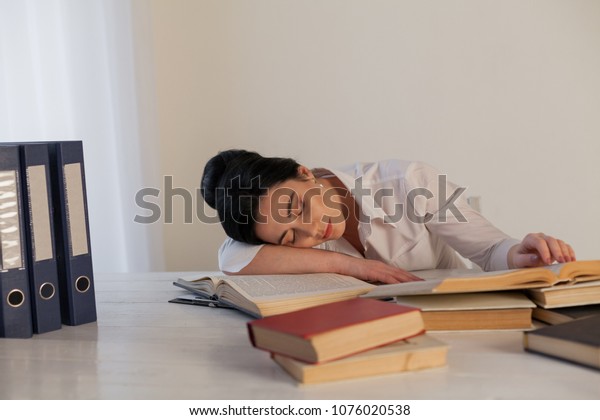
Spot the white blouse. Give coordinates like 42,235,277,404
218,160,519,273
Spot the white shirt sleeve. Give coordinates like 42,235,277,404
218,237,264,273
218,236,364,273
407,162,519,271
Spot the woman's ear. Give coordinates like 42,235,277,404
297,165,314,180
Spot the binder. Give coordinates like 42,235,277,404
17,143,62,333
0,145,33,338
46,141,97,326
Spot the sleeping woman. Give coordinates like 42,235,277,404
201,149,575,284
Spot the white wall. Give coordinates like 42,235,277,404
0,0,165,272
146,0,600,270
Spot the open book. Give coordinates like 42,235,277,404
366,260,600,299
174,273,374,318
174,260,600,318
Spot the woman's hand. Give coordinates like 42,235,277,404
341,258,423,284
508,233,576,268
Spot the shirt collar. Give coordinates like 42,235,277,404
328,168,397,227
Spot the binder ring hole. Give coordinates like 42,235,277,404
40,282,56,300
7,289,25,308
75,276,91,293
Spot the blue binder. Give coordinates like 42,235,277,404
0,145,33,338
17,143,62,334
46,141,97,326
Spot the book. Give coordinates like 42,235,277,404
524,315,600,370
527,280,600,309
272,334,448,384
175,272,375,318
367,260,600,298
175,261,600,318
0,145,33,338
532,304,600,325
247,298,424,364
395,292,535,331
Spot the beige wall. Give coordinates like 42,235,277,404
147,0,600,271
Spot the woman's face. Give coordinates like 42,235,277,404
254,168,346,248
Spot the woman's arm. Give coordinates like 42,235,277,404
228,244,421,284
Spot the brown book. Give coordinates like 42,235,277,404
247,299,424,364
527,280,600,309
524,315,600,370
367,260,600,298
272,334,448,384
532,304,600,325
395,292,535,331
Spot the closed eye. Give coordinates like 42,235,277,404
279,229,295,246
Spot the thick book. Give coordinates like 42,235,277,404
272,334,448,384
16,143,62,334
527,280,600,309
395,292,535,331
524,315,600,370
532,304,600,326
175,260,600,318
247,298,424,364
0,145,33,338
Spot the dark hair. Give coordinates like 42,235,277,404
201,149,301,244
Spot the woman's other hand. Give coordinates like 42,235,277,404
508,233,576,268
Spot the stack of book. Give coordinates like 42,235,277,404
373,261,600,332
246,298,448,384
174,260,600,374
174,261,600,330
385,262,600,370
0,141,96,339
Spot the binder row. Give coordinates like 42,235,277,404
0,141,96,338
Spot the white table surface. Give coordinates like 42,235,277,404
0,272,598,400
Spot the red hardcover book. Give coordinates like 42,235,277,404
247,298,424,363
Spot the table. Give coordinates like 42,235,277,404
0,272,598,399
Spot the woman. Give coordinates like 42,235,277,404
201,149,575,284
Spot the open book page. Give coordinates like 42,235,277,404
362,268,519,298
363,267,562,298
545,260,600,282
174,275,222,298
176,273,375,317
534,279,600,292
220,273,374,302
411,267,486,280
363,278,445,298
